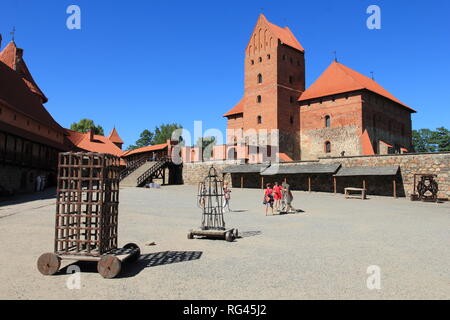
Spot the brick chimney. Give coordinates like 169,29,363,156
88,130,94,142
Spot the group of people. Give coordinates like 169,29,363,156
263,181,295,216
199,181,296,216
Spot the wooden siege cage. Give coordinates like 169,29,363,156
54,152,121,256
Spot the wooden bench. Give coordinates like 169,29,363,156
344,187,367,200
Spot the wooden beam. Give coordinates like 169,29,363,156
363,179,366,190
261,176,264,189
308,176,311,193
393,179,397,198
333,177,337,194
240,175,243,189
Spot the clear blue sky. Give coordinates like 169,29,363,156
1,0,449,148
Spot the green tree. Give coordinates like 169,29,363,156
127,130,154,150
70,119,104,135
127,123,183,150
152,123,183,145
430,127,450,152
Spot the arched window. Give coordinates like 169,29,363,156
325,115,331,128
257,74,263,84
257,95,262,103
257,115,262,124
259,57,262,63
325,141,331,153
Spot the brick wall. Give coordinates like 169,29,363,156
181,152,450,199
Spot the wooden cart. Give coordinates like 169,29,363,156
37,152,141,279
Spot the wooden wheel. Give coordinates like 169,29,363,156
124,243,140,262
225,231,235,242
97,255,122,279
187,232,194,240
233,229,239,239
37,253,61,276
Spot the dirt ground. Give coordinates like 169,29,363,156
0,186,448,300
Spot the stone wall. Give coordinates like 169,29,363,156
182,161,240,185
181,152,450,199
0,164,55,195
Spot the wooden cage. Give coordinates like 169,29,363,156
54,152,121,256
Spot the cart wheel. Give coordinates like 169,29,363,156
124,243,140,262
233,229,239,238
97,255,122,279
225,231,235,242
37,253,61,276
187,232,194,240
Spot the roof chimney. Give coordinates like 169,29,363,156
0,34,2,49
88,130,94,142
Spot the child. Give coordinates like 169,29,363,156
223,182,232,212
263,183,274,216
273,182,283,212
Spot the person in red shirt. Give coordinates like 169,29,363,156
263,183,274,216
273,182,283,212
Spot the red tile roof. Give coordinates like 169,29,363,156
108,127,124,144
223,97,245,118
0,57,64,134
299,61,416,112
263,15,304,52
0,41,48,103
360,130,375,156
122,143,168,157
278,152,293,162
65,129,124,159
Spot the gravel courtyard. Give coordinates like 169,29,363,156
0,186,448,300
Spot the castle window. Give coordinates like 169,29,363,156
257,74,263,84
325,141,331,153
325,115,331,128
282,55,286,61
259,57,262,63
251,60,254,65
257,116,262,124
289,76,293,84
267,54,271,60
290,116,294,125
257,95,262,103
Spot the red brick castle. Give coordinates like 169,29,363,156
224,14,415,162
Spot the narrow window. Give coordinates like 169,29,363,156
290,116,294,125
257,95,262,103
257,116,262,124
325,141,331,153
257,73,263,84
259,57,262,63
325,115,331,128
282,54,286,61
251,60,254,65
267,54,271,60
289,76,293,84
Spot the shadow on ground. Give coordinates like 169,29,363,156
0,187,56,206
58,251,203,278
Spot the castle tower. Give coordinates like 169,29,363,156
224,14,305,160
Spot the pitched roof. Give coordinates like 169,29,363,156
335,165,399,177
65,129,124,158
108,127,124,144
223,97,245,118
0,58,64,133
262,163,341,175
122,143,168,157
277,152,294,163
0,41,48,103
263,15,304,52
299,61,415,112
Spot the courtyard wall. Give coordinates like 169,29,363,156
181,152,450,199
